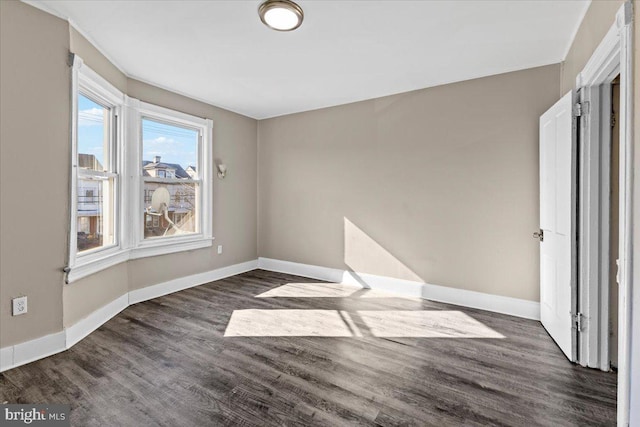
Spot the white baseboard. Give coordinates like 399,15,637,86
10,331,66,371
258,257,540,321
129,259,258,305
0,346,13,372
1,256,539,373
0,259,259,373
66,294,129,348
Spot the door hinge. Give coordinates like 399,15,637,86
533,229,544,242
572,312,585,332
611,113,616,128
573,101,589,117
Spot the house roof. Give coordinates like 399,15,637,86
78,153,104,170
142,160,190,178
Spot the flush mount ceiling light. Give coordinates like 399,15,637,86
259,0,304,32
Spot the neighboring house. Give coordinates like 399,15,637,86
142,156,196,237
77,154,104,250
76,155,197,246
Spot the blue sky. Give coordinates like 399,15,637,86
142,118,197,170
78,95,198,170
78,94,107,168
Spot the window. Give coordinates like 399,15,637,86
67,56,213,283
141,118,199,239
69,57,124,281
133,102,212,254
76,93,116,253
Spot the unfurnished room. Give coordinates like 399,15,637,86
0,0,639,426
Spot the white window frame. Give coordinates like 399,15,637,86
127,99,213,260
67,56,214,283
69,56,127,281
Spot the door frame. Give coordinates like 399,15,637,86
574,2,633,425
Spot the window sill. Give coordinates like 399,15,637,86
66,237,214,284
130,237,214,260
67,250,129,283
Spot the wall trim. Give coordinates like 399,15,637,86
1,256,539,373
258,257,540,321
129,259,259,304
0,259,258,373
4,331,67,373
65,294,129,349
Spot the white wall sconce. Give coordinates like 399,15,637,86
217,163,227,179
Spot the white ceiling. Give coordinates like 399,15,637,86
28,0,590,119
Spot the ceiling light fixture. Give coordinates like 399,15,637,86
259,0,304,32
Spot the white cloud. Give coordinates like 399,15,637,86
147,136,171,145
78,107,104,127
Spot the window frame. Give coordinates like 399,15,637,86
126,98,213,260
67,57,214,283
69,57,126,280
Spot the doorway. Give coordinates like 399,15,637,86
608,76,619,371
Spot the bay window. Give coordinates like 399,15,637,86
67,55,213,283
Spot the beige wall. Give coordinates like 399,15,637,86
69,27,127,93
126,79,258,291
64,30,258,323
64,26,131,328
1,1,258,341
1,0,69,346
560,0,625,95
258,65,560,302
1,0,634,349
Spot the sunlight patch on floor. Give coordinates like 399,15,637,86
356,310,505,338
224,309,504,338
255,282,407,299
224,309,353,337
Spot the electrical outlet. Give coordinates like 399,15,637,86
217,245,223,254
12,296,27,316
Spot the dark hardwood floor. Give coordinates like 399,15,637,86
0,270,617,426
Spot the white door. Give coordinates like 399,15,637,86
539,90,577,361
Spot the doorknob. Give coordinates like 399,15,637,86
533,229,544,242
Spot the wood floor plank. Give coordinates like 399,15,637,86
0,270,616,426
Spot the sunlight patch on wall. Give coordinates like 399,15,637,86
344,217,423,282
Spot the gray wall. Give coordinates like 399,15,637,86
2,0,636,353
560,0,625,95
125,79,258,292
1,1,258,342
63,27,258,326
258,65,560,302
1,0,69,346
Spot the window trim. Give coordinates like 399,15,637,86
67,56,214,284
127,99,213,259
69,56,125,280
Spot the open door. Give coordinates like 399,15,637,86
538,90,578,362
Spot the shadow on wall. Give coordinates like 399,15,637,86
343,217,423,283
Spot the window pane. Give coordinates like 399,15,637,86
78,94,110,171
143,182,197,238
77,178,115,252
142,118,198,177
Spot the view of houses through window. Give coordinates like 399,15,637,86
142,118,198,238
76,93,115,252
